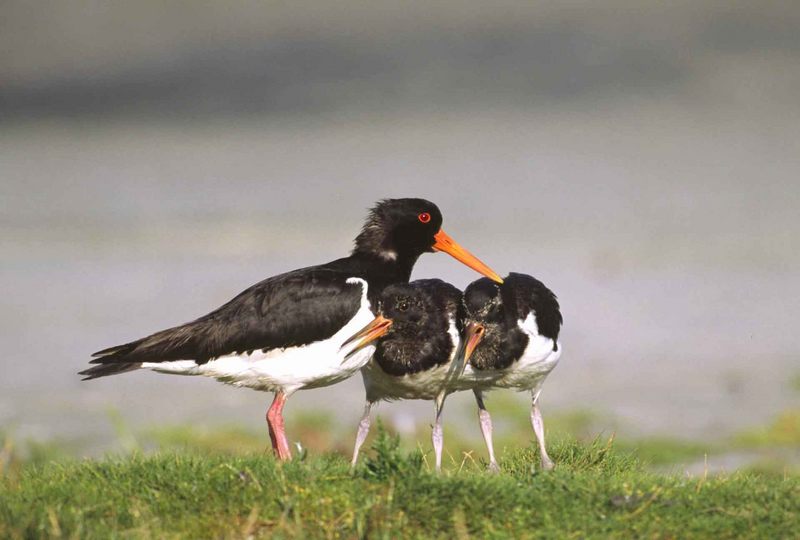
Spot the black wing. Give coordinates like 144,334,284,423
80,266,365,380
501,272,562,342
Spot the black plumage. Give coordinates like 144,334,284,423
82,268,364,379
347,278,464,470
500,273,562,344
462,272,562,371
79,197,502,461
80,198,447,380
459,272,563,472
373,279,462,376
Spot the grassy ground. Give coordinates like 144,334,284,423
2,428,799,539
2,399,799,538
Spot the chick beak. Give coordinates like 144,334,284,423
340,314,393,359
462,322,486,365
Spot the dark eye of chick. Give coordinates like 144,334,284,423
396,297,410,312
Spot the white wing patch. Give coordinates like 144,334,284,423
446,316,459,352
518,312,540,336
346,277,370,306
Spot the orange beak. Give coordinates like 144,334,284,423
462,322,486,365
340,314,393,359
433,230,503,284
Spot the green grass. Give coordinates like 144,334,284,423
733,409,800,449
2,430,798,539
613,437,713,467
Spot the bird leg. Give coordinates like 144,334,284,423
266,391,291,461
350,401,374,468
530,390,554,470
432,392,446,472
474,390,500,473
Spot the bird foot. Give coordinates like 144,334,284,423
487,461,500,474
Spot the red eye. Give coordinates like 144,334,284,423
418,212,431,223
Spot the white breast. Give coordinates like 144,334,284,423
143,277,376,395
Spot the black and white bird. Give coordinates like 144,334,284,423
79,198,502,460
457,272,563,471
343,279,463,471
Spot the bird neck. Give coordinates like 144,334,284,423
351,225,425,277
348,251,419,287
327,252,418,307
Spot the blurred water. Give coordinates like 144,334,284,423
2,103,798,451
2,1,800,453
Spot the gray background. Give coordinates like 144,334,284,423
2,1,798,452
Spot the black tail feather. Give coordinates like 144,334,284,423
83,322,201,380
91,341,140,359
79,362,142,380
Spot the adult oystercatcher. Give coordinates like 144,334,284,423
79,198,501,460
342,279,463,471
458,272,562,471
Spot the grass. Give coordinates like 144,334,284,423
2,402,798,538
1,428,799,539
733,409,800,449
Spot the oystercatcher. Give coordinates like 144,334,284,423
342,279,463,471
79,198,501,460
458,272,562,471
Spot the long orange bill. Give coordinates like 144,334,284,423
433,230,503,284
340,314,393,359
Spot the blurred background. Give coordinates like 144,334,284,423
2,1,799,471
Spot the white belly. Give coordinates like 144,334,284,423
458,343,560,393
494,342,561,391
142,277,375,395
362,361,457,402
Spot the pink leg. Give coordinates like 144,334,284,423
350,402,374,468
530,390,554,471
474,390,500,473
432,393,446,472
266,392,291,460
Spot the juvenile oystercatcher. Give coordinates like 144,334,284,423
342,279,463,471
457,272,562,471
79,198,501,460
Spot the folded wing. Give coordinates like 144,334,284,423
80,267,364,380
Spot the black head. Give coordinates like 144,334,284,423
462,278,507,327
352,198,502,283
459,275,528,370
353,198,443,262
379,279,460,337
377,280,461,375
